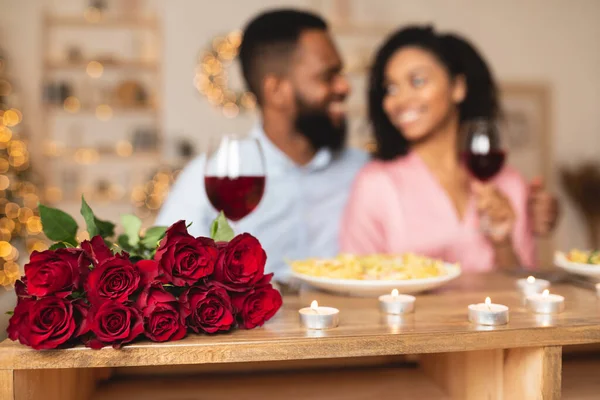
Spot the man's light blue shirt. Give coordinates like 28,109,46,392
155,125,369,283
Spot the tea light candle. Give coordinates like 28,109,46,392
526,289,565,314
299,300,339,330
378,289,416,315
468,297,509,326
516,276,550,297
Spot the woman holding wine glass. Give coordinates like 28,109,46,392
340,26,535,271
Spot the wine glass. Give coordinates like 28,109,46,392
204,135,266,224
461,119,507,233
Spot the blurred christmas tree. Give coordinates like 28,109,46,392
0,48,46,288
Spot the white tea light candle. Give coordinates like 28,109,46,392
516,276,550,297
378,289,416,315
526,289,565,314
468,297,509,326
299,300,339,330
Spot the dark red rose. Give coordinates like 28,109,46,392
231,274,282,329
25,248,89,297
180,285,234,333
81,235,113,266
137,282,188,342
155,221,218,286
7,297,34,346
87,301,144,349
86,254,140,305
7,297,87,350
14,277,30,299
213,233,266,291
135,259,160,286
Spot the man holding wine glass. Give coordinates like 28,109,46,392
156,9,559,284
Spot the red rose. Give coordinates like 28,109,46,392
87,301,144,349
180,285,234,333
7,297,88,350
25,248,89,297
86,254,141,305
155,221,218,286
213,233,266,291
231,274,282,329
81,235,113,266
137,282,188,342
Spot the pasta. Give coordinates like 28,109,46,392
290,253,454,280
566,249,600,265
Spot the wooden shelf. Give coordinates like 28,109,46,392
45,16,159,29
45,60,158,71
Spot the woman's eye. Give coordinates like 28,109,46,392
412,76,426,87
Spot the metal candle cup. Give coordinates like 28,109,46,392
468,297,509,326
378,289,415,315
299,300,339,330
526,290,565,314
516,276,550,297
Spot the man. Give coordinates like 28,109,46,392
156,9,558,283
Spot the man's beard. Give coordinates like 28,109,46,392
293,95,347,153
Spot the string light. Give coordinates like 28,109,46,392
86,61,104,78
195,30,257,117
63,96,81,113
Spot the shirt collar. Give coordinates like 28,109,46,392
249,124,333,173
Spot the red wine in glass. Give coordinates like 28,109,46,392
462,150,506,182
462,119,506,181
204,135,266,223
204,176,265,222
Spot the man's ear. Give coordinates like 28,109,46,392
263,74,293,109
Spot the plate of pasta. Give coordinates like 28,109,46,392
554,249,600,278
289,253,461,297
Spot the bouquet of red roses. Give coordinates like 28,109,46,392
6,197,282,350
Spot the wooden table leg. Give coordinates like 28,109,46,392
420,346,562,400
0,367,112,400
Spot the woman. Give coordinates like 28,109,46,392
340,27,534,271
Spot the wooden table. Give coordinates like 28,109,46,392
1,273,600,400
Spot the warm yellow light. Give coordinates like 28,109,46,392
527,276,535,284
95,104,113,121
391,289,399,297
17,207,33,224
222,102,239,119
23,194,39,209
542,289,549,297
485,297,491,306
115,140,133,157
0,175,9,191
3,262,20,279
86,61,104,78
3,109,21,126
0,218,15,232
310,300,319,310
63,96,81,113
29,241,48,253
74,148,100,164
26,216,43,234
0,228,11,242
0,241,12,258
0,126,12,143
4,202,20,219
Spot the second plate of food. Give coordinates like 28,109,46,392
289,253,461,297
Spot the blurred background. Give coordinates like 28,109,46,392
0,0,599,332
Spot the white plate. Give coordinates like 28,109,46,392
290,263,461,297
554,251,600,279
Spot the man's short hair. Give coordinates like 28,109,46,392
238,9,328,105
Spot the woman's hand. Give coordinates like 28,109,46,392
472,181,515,245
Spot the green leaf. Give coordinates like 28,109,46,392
121,214,142,247
117,234,134,253
141,226,167,248
95,218,115,238
5,311,14,316
38,204,78,245
49,242,67,250
80,196,99,238
210,212,234,242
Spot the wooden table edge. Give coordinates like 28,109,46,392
1,324,600,370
